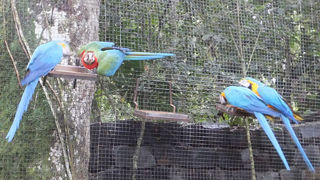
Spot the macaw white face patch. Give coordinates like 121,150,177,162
59,42,72,56
239,79,251,88
83,51,96,65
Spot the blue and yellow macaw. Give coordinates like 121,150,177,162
220,86,290,170
239,77,315,172
78,41,175,76
6,40,70,142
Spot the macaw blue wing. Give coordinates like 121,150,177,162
241,78,314,171
258,86,298,124
21,43,63,86
223,86,290,170
25,41,57,70
224,86,281,117
7,41,65,142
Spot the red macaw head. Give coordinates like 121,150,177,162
81,51,98,70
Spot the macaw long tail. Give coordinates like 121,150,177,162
281,115,315,172
254,112,290,170
6,78,39,142
124,52,175,61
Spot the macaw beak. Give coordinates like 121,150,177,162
239,79,250,88
79,50,85,57
219,92,227,105
83,51,97,65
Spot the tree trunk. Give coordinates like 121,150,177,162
32,0,100,179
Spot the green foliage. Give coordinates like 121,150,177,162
0,72,55,179
93,77,134,122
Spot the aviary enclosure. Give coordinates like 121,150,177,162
0,0,319,179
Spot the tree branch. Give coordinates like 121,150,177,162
245,117,256,180
229,27,241,62
246,28,262,73
4,40,22,89
57,78,75,180
234,1,256,179
236,0,246,77
132,120,146,180
39,80,73,180
10,0,31,59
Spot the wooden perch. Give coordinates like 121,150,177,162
134,110,191,122
216,103,252,117
48,65,97,80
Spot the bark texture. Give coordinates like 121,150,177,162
31,0,100,179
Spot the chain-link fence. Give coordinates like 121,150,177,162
0,0,319,179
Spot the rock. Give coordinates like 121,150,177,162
299,125,320,139
95,168,131,180
153,144,175,166
279,169,295,180
169,167,188,180
293,145,320,169
201,122,229,129
216,148,243,169
207,168,226,180
113,145,156,168
226,170,253,179
256,171,279,180
301,169,318,180
171,147,219,168
252,127,285,150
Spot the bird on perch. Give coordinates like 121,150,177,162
239,77,314,172
6,40,71,142
78,41,175,76
220,86,290,170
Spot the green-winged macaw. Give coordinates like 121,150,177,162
239,77,314,172
77,41,175,76
220,86,290,170
6,41,70,142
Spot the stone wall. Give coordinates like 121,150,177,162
89,120,320,180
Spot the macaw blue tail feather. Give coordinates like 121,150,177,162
281,115,315,172
6,78,39,142
254,112,290,170
124,52,175,61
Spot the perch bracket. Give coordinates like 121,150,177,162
133,78,191,122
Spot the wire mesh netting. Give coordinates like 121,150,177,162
98,0,320,121
0,0,320,179
89,120,320,179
